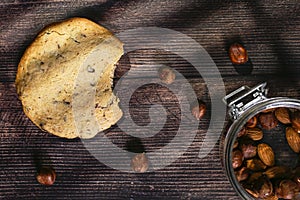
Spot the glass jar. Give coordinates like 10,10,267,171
222,82,300,199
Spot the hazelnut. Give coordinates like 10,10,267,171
228,43,248,65
191,100,206,120
246,116,257,128
131,153,149,173
232,149,244,169
293,167,300,186
246,175,273,199
276,179,299,199
241,143,257,159
246,158,267,171
237,127,246,138
292,111,300,132
235,167,249,182
158,66,175,84
36,166,56,186
263,194,279,200
248,171,263,183
258,178,273,199
259,112,278,130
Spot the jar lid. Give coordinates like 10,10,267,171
223,82,268,120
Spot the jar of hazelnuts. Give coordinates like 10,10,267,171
222,83,300,200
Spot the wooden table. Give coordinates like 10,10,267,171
1,0,300,199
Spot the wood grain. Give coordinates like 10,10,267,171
1,0,300,199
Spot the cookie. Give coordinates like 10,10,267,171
15,17,123,139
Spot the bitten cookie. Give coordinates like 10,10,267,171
15,17,123,139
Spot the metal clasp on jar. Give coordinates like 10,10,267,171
223,83,268,120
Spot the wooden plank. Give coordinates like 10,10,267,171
0,0,300,199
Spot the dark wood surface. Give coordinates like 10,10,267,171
1,0,300,199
